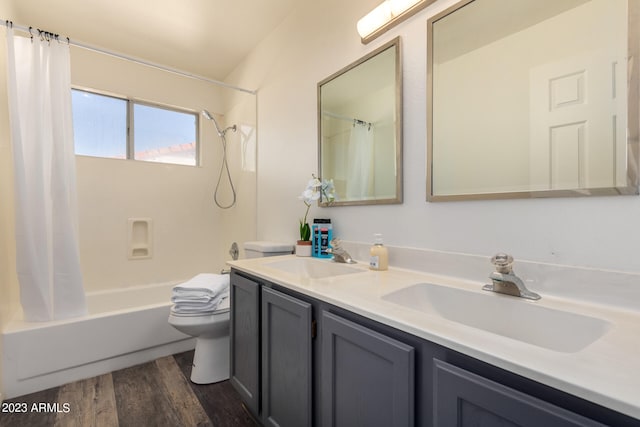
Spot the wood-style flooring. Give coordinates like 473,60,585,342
0,350,259,427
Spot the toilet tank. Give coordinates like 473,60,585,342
243,241,294,258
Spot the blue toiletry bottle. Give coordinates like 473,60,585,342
312,219,332,257
312,223,320,257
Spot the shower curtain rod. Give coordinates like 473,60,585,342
322,110,372,128
1,19,256,95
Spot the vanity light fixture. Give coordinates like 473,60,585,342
357,0,434,44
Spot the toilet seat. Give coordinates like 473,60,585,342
170,297,230,317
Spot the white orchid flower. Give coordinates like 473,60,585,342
298,174,337,241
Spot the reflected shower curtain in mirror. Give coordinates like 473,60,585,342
346,124,374,200
6,28,87,321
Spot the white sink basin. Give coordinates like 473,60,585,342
265,257,362,279
382,283,611,353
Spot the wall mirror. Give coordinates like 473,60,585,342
427,0,639,201
318,37,402,206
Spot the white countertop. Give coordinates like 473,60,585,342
228,254,640,420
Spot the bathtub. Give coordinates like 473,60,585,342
2,281,194,399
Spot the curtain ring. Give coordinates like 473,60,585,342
29,26,33,41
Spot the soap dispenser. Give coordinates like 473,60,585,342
369,234,388,271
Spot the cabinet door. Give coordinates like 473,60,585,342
321,311,415,427
229,273,261,416
262,286,312,427
433,359,606,427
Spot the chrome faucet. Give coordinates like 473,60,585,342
325,238,357,264
482,253,540,300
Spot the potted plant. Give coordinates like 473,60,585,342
297,175,335,256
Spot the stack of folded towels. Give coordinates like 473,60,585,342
171,273,230,314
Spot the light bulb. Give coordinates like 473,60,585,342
356,1,393,38
388,0,421,16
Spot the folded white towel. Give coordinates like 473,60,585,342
171,273,229,302
172,292,229,314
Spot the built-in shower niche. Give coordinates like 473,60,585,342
127,218,153,260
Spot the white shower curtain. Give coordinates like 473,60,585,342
346,124,374,200
6,28,87,321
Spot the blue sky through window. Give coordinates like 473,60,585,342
72,90,126,158
133,103,196,152
71,89,198,165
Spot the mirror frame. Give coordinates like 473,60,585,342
318,37,403,206
426,0,640,201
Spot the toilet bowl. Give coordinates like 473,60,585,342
168,297,230,384
168,243,292,384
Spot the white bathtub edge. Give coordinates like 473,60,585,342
0,281,208,400
2,337,195,400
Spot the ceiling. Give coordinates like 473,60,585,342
8,0,301,81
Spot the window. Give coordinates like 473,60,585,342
72,90,127,159
71,89,198,166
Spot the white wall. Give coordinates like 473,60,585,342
70,48,256,291
226,0,640,274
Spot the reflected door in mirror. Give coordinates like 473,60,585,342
427,0,639,200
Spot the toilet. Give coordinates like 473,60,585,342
168,242,292,384
168,296,230,384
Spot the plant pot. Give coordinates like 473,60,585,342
296,240,312,257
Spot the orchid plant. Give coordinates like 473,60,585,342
298,175,336,241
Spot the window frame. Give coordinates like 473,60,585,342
71,86,200,166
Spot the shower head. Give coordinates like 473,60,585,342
202,109,214,121
202,109,237,137
202,109,222,135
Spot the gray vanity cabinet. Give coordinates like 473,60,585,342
433,359,606,427
229,272,261,416
261,286,312,427
230,270,640,427
230,271,313,426
320,311,415,427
